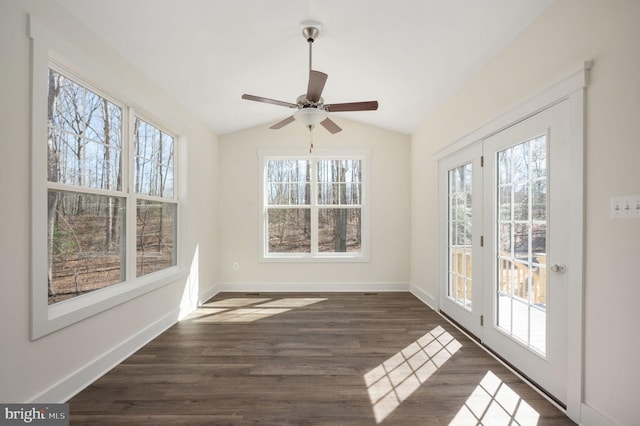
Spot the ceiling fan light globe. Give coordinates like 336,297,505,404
294,107,327,127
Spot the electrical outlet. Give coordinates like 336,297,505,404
610,195,640,219
233,262,240,270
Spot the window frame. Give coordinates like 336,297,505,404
259,149,371,262
30,18,186,340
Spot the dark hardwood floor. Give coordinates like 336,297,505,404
69,292,575,425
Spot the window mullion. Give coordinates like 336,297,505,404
310,159,319,256
125,106,135,283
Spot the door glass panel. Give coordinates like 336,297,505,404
496,135,547,355
448,163,473,310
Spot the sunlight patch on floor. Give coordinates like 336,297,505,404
183,297,328,323
194,308,292,323
449,370,540,425
364,325,462,423
181,307,229,320
202,298,272,308
255,298,328,308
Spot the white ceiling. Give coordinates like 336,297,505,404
54,0,554,135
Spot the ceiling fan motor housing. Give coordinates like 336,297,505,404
296,94,324,109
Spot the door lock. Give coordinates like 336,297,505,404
550,263,566,273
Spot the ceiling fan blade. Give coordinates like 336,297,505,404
270,116,296,129
306,70,328,103
320,117,342,134
242,94,297,108
326,101,378,112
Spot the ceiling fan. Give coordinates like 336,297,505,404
241,21,378,134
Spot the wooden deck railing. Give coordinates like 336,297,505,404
450,246,547,306
449,246,472,302
498,252,546,306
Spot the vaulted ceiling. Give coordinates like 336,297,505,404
54,0,554,135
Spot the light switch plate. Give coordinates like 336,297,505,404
610,195,640,219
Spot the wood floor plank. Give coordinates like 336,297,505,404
69,292,575,425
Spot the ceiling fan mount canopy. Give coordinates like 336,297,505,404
301,26,320,43
241,20,378,134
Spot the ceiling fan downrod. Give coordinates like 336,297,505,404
301,25,319,72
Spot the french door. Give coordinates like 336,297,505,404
439,100,572,405
439,143,483,338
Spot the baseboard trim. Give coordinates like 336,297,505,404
580,403,615,426
216,281,410,293
198,283,220,304
29,309,179,403
409,284,436,309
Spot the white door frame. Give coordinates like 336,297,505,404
435,62,590,422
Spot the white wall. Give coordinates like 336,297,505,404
218,119,411,291
0,0,219,402
3,0,637,422
410,0,640,424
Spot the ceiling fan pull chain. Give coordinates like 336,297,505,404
309,125,314,153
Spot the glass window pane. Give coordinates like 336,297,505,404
512,142,529,183
465,277,473,308
267,160,310,206
345,183,361,204
48,68,123,191
499,223,512,253
531,136,547,179
318,208,361,253
317,160,362,206
136,200,177,277
532,180,547,221
317,183,338,205
512,299,530,343
464,163,472,192
513,184,529,221
497,293,512,333
499,186,511,220
495,136,547,355
498,150,511,184
447,164,473,310
267,208,311,253
532,223,546,254
134,118,175,198
498,257,513,296
48,190,125,304
265,157,363,257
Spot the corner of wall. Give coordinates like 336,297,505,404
579,403,616,426
409,284,436,309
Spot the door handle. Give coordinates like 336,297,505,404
550,264,566,273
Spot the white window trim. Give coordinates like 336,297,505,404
29,15,187,340
258,148,371,263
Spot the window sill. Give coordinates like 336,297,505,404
32,266,186,340
261,254,370,263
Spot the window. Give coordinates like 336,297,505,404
32,56,183,338
47,67,127,304
47,66,179,304
261,152,368,261
133,117,177,277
